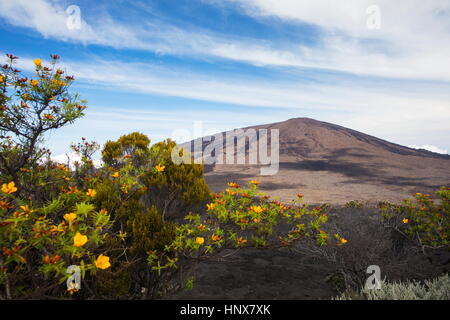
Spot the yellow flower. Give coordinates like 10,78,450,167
86,189,96,197
64,213,77,222
0,75,4,83
225,188,236,196
111,171,120,178
250,180,260,185
340,238,348,244
253,218,261,223
155,164,165,172
33,58,42,67
95,254,111,270
249,205,264,214
206,203,216,211
227,182,240,188
402,218,409,224
211,234,222,242
30,79,39,86
73,232,88,247
2,181,17,194
20,205,33,215
195,237,205,245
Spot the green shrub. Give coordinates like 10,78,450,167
336,274,450,300
380,187,450,249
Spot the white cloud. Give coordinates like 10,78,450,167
1,0,450,81
213,0,450,80
408,145,449,155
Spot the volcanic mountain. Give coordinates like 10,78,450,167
184,118,450,204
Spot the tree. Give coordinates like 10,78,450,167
0,54,85,189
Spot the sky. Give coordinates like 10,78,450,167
0,0,449,159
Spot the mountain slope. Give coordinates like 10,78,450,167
185,118,450,204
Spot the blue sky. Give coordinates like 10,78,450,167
1,0,449,158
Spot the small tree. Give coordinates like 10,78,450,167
0,54,86,191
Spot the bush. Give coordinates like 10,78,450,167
380,187,450,250
0,55,114,299
295,205,445,292
336,274,450,300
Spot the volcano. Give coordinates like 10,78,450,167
185,118,450,204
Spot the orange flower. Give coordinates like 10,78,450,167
253,218,261,223
100,209,108,215
402,218,409,224
226,188,236,196
211,234,222,242
155,164,165,172
340,238,348,245
30,79,39,86
95,254,111,269
0,200,12,210
0,75,4,83
206,203,216,211
240,218,249,224
43,255,61,264
65,186,79,194
43,114,55,120
86,188,96,197
227,182,240,188
250,180,260,185
236,237,247,246
1,181,17,194
197,224,206,231
73,232,88,247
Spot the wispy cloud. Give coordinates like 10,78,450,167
1,0,450,81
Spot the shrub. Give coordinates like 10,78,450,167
0,55,116,299
0,54,85,188
144,182,346,297
335,274,450,300
295,205,444,292
0,178,114,299
343,200,365,209
380,187,450,250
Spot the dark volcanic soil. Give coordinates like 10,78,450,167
167,207,448,300
169,247,337,300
